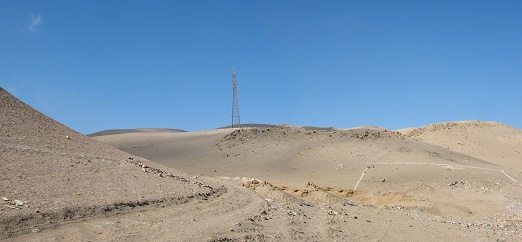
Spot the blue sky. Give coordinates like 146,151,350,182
1,1,521,133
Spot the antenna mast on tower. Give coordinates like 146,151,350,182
231,68,240,128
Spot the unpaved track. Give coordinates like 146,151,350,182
0,87,222,240
6,179,522,241
7,182,267,241
3,87,522,241
89,125,522,241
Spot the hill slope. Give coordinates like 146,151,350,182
88,128,186,137
5,87,520,241
94,125,522,221
0,88,222,238
399,121,522,171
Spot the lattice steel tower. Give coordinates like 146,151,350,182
231,68,240,127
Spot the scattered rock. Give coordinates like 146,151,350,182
328,210,339,215
343,200,357,206
2,197,9,201
31,228,40,233
299,201,313,207
447,180,462,186
14,200,24,206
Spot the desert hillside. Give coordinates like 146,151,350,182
399,121,522,171
95,124,522,221
3,87,522,241
0,88,222,238
88,128,186,137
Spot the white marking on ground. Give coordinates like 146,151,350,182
501,170,521,186
353,161,521,190
372,162,499,171
450,164,499,172
353,166,369,191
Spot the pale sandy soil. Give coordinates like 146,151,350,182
2,87,522,241
0,89,222,239
94,125,522,241
88,128,186,137
399,121,522,172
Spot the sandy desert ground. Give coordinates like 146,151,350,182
1,87,522,241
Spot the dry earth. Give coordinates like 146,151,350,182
88,128,186,137
399,121,522,172
2,87,522,241
0,89,223,240
95,124,522,240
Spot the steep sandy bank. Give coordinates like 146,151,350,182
0,88,223,238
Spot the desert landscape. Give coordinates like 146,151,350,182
3,1,522,241
1,87,521,241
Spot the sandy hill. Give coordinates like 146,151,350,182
4,86,522,241
399,120,522,172
0,88,222,238
218,123,279,129
218,123,335,131
88,128,186,137
94,125,522,221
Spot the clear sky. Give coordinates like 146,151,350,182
1,1,521,134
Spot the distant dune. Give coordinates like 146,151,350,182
217,123,279,129
88,128,186,137
218,123,336,131
94,123,522,224
399,120,522,171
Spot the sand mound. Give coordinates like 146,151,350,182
220,126,402,144
0,88,223,238
398,120,502,136
217,123,279,129
5,87,522,241
88,128,186,137
400,120,522,171
343,125,387,131
95,124,521,209
90,122,522,240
